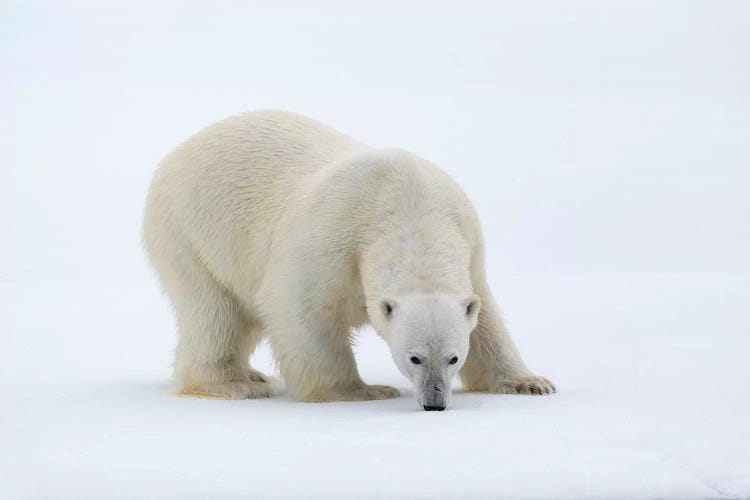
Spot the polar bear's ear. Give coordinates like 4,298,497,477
462,294,481,321
381,299,398,321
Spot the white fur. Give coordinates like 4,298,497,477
143,110,555,408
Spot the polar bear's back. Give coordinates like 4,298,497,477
143,111,366,293
162,110,364,190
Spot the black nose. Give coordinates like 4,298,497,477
423,405,446,411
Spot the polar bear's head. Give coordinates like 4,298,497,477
370,293,481,411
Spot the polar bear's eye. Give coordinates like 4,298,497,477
410,356,422,365
449,356,459,365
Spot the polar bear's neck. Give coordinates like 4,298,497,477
362,218,473,297
344,148,476,299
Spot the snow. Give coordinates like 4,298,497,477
2,1,749,498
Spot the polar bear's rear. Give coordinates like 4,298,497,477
143,111,555,408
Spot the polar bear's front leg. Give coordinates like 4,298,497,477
265,308,399,403
460,280,556,396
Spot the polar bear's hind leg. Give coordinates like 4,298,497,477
157,252,271,400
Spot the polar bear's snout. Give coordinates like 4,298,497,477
421,387,447,411
419,374,449,411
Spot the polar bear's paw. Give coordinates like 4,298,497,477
247,367,270,383
324,384,400,402
179,380,272,400
491,376,556,396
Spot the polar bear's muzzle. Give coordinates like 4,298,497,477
420,373,448,411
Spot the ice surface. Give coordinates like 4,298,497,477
2,1,749,498
3,274,749,499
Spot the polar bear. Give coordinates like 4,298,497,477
143,110,555,410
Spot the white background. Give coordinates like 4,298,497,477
2,1,748,498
